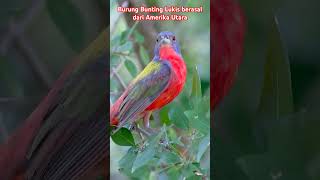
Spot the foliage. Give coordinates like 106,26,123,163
214,14,320,180
110,24,210,179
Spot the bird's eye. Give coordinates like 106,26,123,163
156,39,159,42
172,36,176,41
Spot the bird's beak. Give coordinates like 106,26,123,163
160,38,171,47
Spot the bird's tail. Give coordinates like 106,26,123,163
110,92,127,126
0,119,39,180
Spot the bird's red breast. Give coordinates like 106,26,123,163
110,45,186,126
145,45,186,111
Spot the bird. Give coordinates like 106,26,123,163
0,30,109,180
110,31,187,131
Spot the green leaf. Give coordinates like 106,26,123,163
47,0,85,52
139,45,150,66
132,132,164,172
126,21,139,40
125,59,137,77
185,110,209,135
116,41,133,54
159,106,171,125
168,106,189,130
110,34,121,48
258,16,294,118
168,128,184,146
119,30,130,44
182,163,202,179
167,166,182,179
130,165,150,179
134,31,144,44
111,128,135,146
119,147,138,175
191,66,202,97
196,134,210,162
254,16,297,169
132,143,156,173
159,152,181,164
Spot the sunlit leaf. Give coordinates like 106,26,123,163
169,130,184,147
132,142,156,172
116,41,133,54
167,166,182,179
160,152,181,164
134,31,144,44
168,106,189,130
119,147,138,175
110,34,121,48
185,110,209,134
191,66,202,97
125,59,137,77
182,163,202,179
196,134,210,162
159,106,171,125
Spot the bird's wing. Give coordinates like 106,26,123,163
0,29,108,180
25,56,108,180
116,60,172,128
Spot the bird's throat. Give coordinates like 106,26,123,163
159,45,180,60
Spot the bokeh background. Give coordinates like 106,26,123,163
0,0,107,143
110,0,210,179
214,0,320,179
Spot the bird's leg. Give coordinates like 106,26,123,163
136,125,152,137
143,111,152,129
143,111,158,134
128,123,135,130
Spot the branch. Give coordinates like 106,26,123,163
117,0,158,66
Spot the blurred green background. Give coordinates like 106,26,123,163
214,0,320,180
110,0,210,179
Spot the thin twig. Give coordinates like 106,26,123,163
112,68,127,90
117,0,157,68
110,92,120,96
111,1,129,35
110,56,126,78
111,51,130,57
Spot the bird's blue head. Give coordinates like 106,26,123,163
154,31,181,57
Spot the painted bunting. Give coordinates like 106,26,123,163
211,0,245,110
110,31,187,130
0,30,109,180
